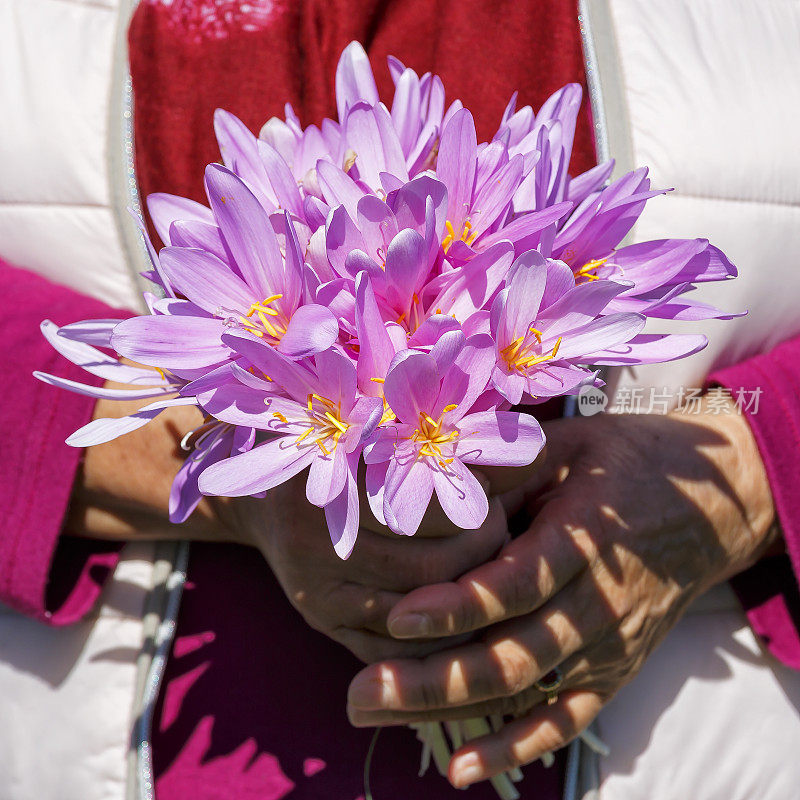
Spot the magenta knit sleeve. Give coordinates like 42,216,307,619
709,335,800,669
0,261,128,625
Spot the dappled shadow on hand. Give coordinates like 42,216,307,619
144,541,561,799
361,412,789,772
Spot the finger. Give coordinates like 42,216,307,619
387,497,593,638
498,417,584,517
319,584,404,635
349,690,528,726
342,498,509,593
349,579,601,716
347,646,594,726
448,689,603,788
333,627,473,664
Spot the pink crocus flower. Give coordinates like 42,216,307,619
575,238,741,322
33,319,199,443
435,107,572,264
112,166,339,372
324,175,516,337
549,169,740,320
337,42,461,178
364,334,544,536
32,319,249,522
490,251,709,405
198,339,382,558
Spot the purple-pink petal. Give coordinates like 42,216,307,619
199,436,315,497
112,315,230,369
384,350,439,424
456,410,545,466
325,451,361,558
432,459,488,530
159,247,255,314
205,163,283,298
276,304,339,359
383,452,434,536
307,444,348,507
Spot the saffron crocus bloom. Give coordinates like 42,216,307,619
112,166,339,372
32,319,248,522
489,252,647,404
496,84,582,214
199,341,382,558
549,169,740,320
339,42,460,176
585,238,740,321
435,108,572,264
364,335,545,536
33,319,200,444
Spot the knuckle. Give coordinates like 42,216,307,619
505,687,537,718
496,643,536,697
416,677,448,711
499,552,548,617
533,717,569,754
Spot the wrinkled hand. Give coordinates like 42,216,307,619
347,397,777,786
225,483,510,663
74,393,511,665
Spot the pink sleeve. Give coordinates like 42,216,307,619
709,335,800,669
0,261,129,626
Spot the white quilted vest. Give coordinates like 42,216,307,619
581,2,800,799
0,2,152,799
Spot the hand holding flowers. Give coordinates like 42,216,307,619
348,397,777,786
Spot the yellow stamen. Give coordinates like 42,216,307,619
238,294,289,344
442,219,478,253
575,257,609,283
290,393,352,455
502,333,564,373
405,407,462,473
342,149,357,173
295,427,314,445
324,412,349,433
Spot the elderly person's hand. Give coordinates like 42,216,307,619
222,482,510,663
70,393,511,665
346,394,778,786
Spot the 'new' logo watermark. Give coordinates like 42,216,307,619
577,385,608,416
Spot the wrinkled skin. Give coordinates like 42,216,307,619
221,481,511,662
72,393,512,664
346,396,778,787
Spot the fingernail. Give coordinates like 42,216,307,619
451,752,483,788
348,665,397,709
389,612,431,638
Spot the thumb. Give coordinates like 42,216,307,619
497,416,584,516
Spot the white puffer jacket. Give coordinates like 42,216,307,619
0,2,153,799
1,2,799,799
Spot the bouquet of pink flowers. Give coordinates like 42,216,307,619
36,42,737,797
